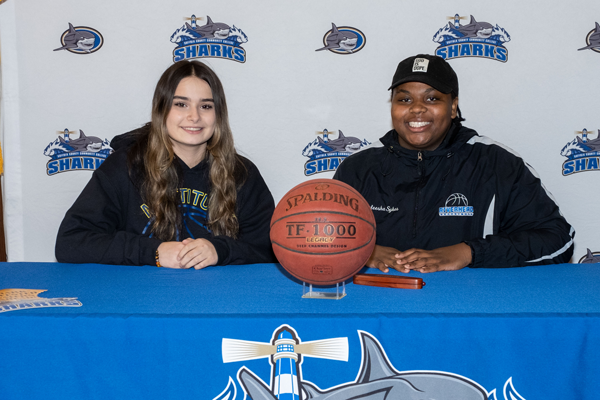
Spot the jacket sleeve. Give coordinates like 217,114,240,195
207,162,276,265
55,162,162,266
466,155,575,268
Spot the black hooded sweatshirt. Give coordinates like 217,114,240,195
55,129,276,266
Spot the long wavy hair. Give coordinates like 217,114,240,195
128,60,246,241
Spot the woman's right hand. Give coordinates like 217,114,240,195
366,245,404,273
157,241,186,268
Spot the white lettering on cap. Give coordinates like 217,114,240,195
412,58,429,73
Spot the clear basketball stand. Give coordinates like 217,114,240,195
302,281,346,300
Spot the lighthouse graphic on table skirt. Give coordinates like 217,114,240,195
222,325,348,399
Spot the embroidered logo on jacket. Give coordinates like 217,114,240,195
578,22,600,52
303,129,370,175
45,129,113,175
171,15,248,63
561,128,600,175
315,23,366,54
432,14,510,62
439,193,474,216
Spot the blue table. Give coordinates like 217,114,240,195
1,262,599,399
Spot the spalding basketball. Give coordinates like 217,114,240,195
270,179,376,285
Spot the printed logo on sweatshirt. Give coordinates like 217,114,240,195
303,129,370,176
439,193,474,216
214,324,524,400
171,15,248,63
44,129,113,176
0,289,82,313
54,23,103,54
315,23,366,54
432,14,510,62
560,128,600,175
578,22,600,52
140,187,210,237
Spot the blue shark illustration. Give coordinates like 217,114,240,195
54,23,96,52
578,22,600,51
59,130,104,152
316,23,358,52
186,15,231,39
451,15,494,38
579,249,600,263
234,331,488,400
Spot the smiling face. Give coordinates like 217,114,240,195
391,81,458,151
165,76,216,165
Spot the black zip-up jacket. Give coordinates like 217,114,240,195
55,132,276,266
334,123,574,268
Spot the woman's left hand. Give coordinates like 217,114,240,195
178,238,218,269
394,243,472,273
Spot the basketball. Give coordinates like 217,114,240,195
270,179,376,285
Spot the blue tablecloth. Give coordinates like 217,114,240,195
1,262,599,399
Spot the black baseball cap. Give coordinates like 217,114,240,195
389,54,459,96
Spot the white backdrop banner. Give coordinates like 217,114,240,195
1,0,599,262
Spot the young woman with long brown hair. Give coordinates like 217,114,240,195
56,61,275,268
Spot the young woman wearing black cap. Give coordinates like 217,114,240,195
334,54,574,273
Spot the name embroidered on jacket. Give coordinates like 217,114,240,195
371,205,399,213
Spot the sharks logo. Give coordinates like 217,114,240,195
54,23,103,54
433,14,510,62
561,128,600,175
45,129,113,176
171,15,248,63
439,193,474,216
0,289,81,313
316,23,366,54
578,22,600,53
214,324,526,400
303,129,370,176
578,248,600,263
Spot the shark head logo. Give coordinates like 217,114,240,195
187,16,231,39
302,129,371,176
433,14,510,62
316,23,366,54
579,248,600,263
318,130,363,152
578,22,600,52
171,15,248,63
45,129,114,176
216,326,525,400
58,130,104,152
452,15,494,38
54,23,103,54
561,129,600,175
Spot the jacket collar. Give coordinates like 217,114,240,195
380,121,475,159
